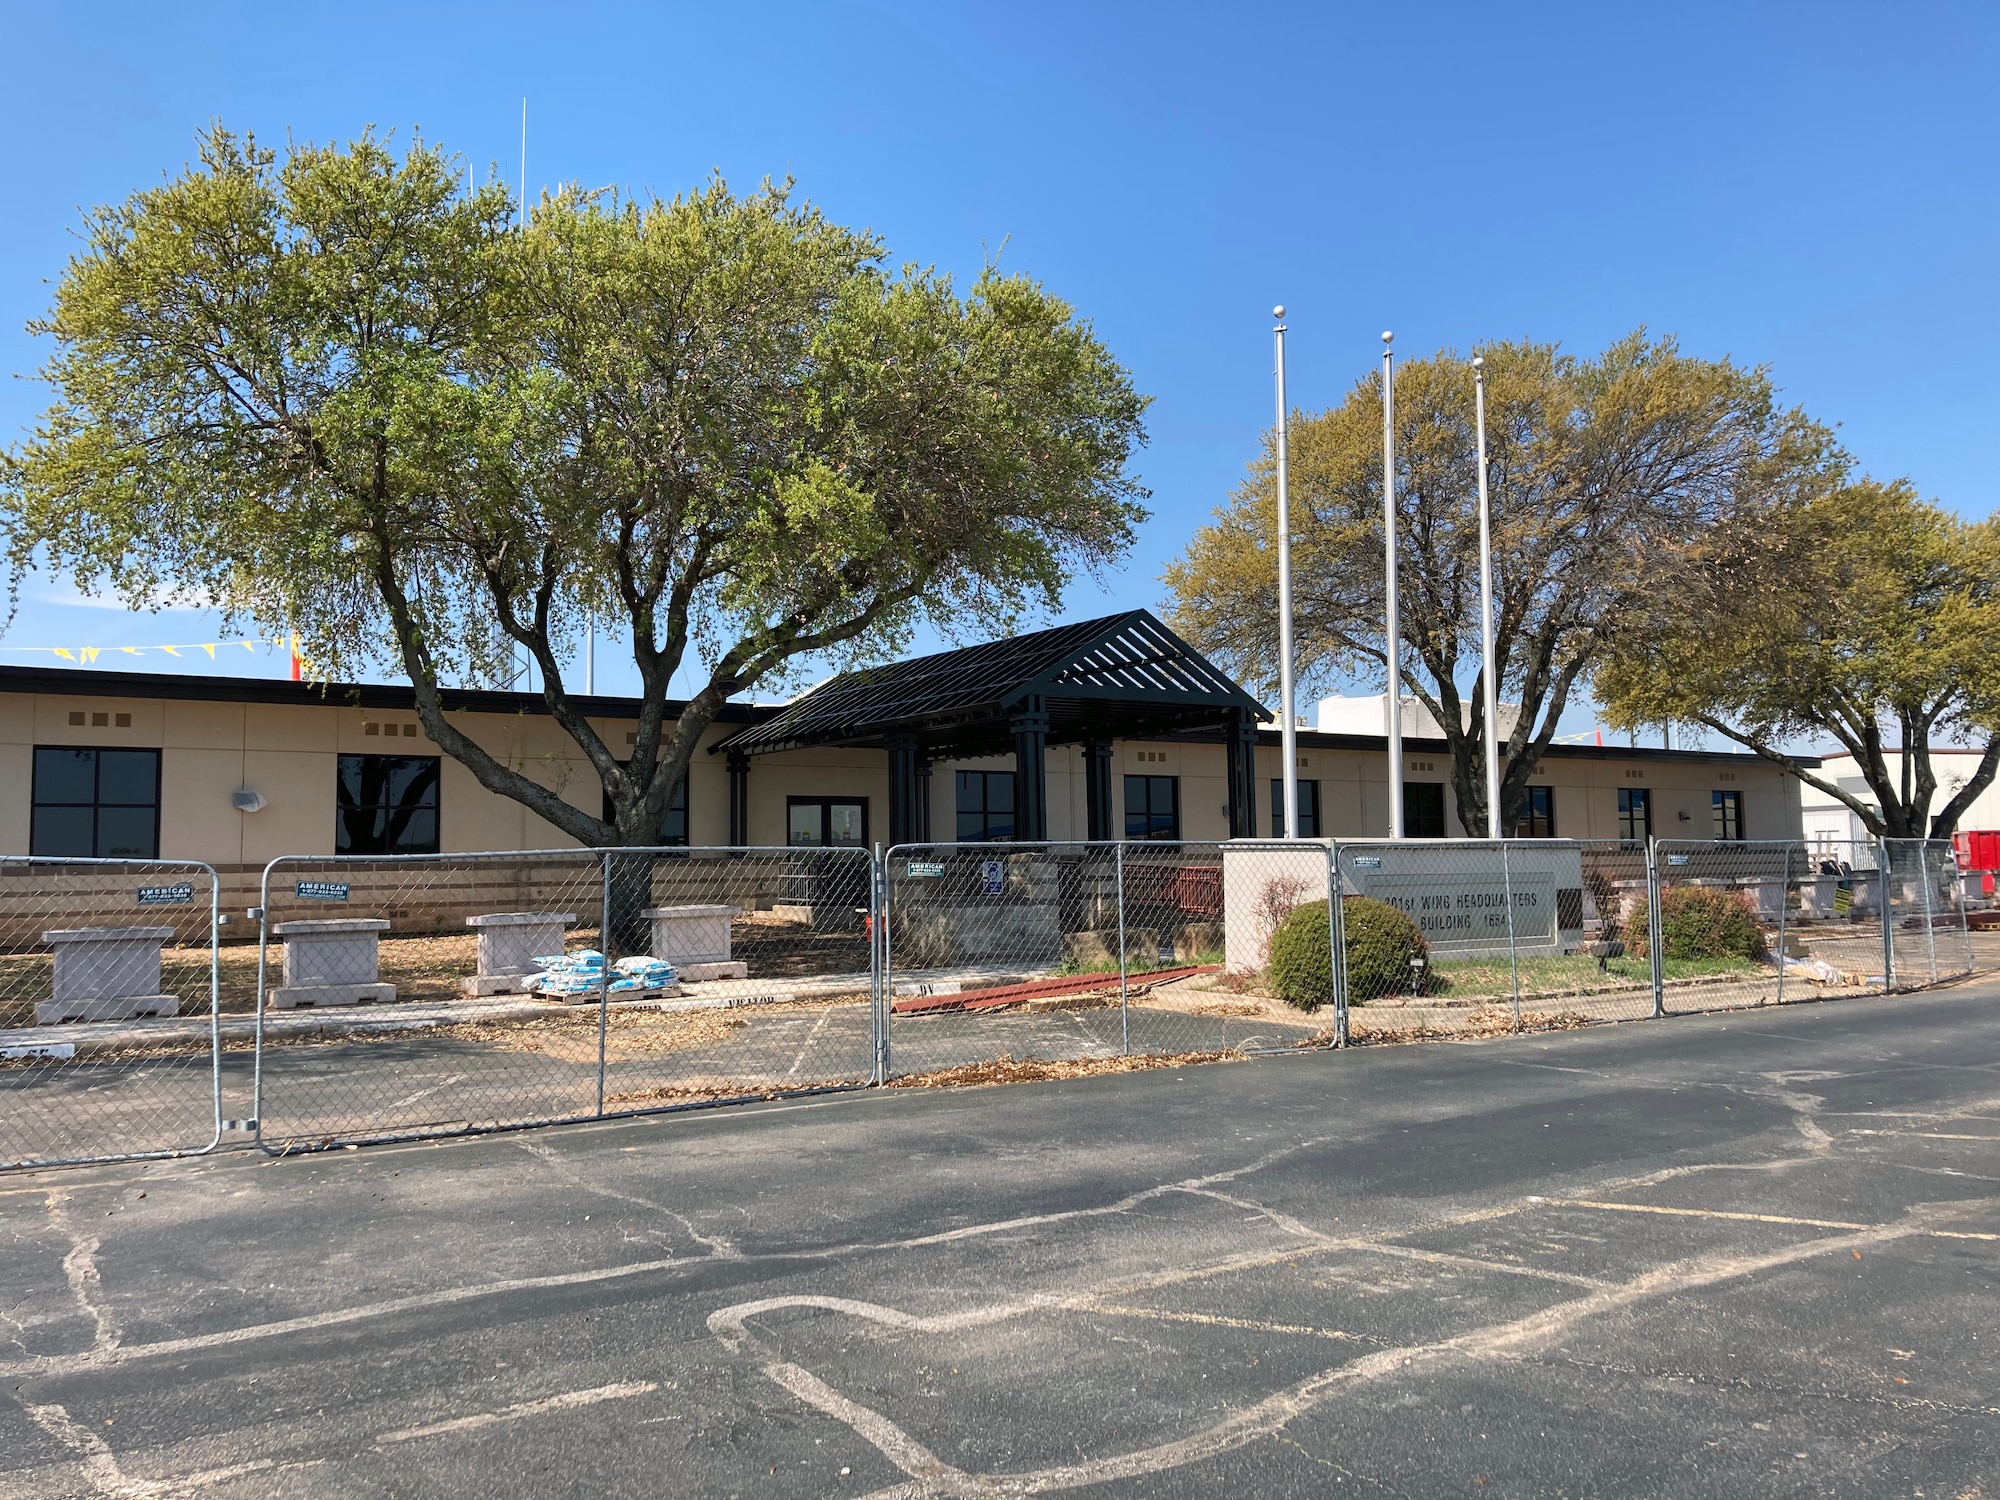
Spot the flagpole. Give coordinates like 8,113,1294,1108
1474,355,1501,838
1275,307,1298,840
1383,332,1403,838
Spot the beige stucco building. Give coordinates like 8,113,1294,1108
0,612,1807,867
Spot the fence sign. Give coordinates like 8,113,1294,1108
295,880,351,902
1343,846,1586,959
980,860,1005,895
907,861,946,878
137,883,195,906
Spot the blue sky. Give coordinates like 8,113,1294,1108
2,2,1994,729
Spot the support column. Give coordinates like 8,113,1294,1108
726,750,750,846
888,734,923,848
1011,697,1049,843
917,759,933,843
1226,709,1260,838
1084,739,1115,842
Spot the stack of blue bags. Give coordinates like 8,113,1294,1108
528,950,678,998
610,955,679,992
530,949,605,997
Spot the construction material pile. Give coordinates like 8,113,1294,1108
528,951,679,1000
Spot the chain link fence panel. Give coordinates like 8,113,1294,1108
883,841,1335,1080
1326,840,1655,1033
595,846,878,1115
0,858,222,1169
253,851,612,1149
252,847,882,1151
1880,838,1979,989
1650,839,1895,1014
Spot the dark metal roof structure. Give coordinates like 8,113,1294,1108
714,610,1269,759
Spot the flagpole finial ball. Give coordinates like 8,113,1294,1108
1272,305,1285,320
1381,330,1394,345
1472,355,1484,370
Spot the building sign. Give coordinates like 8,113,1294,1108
980,860,1005,896
295,881,351,902
1341,846,1585,959
136,884,195,906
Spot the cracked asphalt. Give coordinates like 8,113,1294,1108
1,982,1996,1497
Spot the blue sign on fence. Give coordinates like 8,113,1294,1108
295,880,351,902
136,884,195,906
980,859,1005,896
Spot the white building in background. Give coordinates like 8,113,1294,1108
1798,748,2000,849
1316,693,1524,740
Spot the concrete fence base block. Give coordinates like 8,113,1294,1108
460,973,543,997
35,994,179,1025
270,982,397,1010
676,960,749,982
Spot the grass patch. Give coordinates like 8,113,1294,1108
1420,952,1759,999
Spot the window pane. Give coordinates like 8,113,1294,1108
1124,776,1146,816
828,802,865,846
34,747,98,805
32,806,94,858
1405,783,1446,838
1269,779,1284,837
988,773,1013,813
956,810,987,842
1300,780,1320,838
96,750,159,806
381,756,441,807
337,755,368,809
788,803,824,846
336,807,388,856
956,772,982,813
388,809,439,855
95,806,157,859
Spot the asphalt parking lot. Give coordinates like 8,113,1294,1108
1,982,1995,1497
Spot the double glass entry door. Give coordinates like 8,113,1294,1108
787,797,868,848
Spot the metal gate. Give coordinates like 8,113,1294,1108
0,858,222,1169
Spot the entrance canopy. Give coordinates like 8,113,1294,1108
712,611,1269,844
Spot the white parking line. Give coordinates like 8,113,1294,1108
376,1381,658,1443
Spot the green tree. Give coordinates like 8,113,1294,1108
1596,479,2000,839
1165,335,1834,835
1,129,1149,848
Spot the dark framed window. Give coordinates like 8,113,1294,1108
602,772,687,845
1618,787,1652,844
1124,775,1180,840
787,797,868,848
1712,789,1744,841
1270,778,1320,838
1404,782,1447,838
955,771,1015,842
1519,785,1557,838
337,755,441,855
32,747,161,858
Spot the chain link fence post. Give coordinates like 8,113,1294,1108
1327,840,1348,1046
1116,840,1129,1055
1878,838,1897,993
1501,841,1522,1031
1774,842,1790,1007
1645,840,1666,1018
1918,842,1940,986
1959,845,1978,977
595,850,611,1118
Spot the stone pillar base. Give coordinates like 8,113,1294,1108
460,973,542,997
270,983,398,1009
35,994,179,1025
677,961,749,982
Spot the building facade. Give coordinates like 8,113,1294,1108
0,612,1807,867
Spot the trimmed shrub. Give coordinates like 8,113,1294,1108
1628,884,1768,961
1266,897,1429,1010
